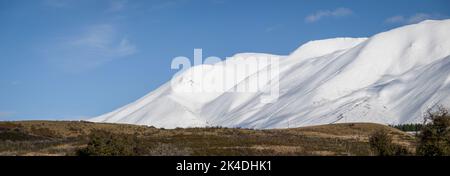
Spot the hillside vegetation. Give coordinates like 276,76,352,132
0,121,415,156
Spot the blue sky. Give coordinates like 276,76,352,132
0,0,449,120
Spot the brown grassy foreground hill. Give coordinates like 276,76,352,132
0,121,415,156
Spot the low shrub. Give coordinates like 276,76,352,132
417,106,450,156
369,130,410,156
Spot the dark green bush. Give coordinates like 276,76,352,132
0,128,44,141
417,106,450,156
390,123,423,132
30,126,58,138
369,130,410,156
75,130,191,156
76,130,137,156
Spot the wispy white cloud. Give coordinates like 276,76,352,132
43,0,73,8
0,111,14,118
305,8,353,23
210,0,226,4
45,0,130,13
107,0,128,12
385,13,446,24
57,115,91,120
149,0,188,11
385,15,405,24
44,0,188,13
41,24,137,73
265,24,283,32
11,81,21,86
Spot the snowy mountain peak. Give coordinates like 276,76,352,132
290,37,368,60
90,19,450,129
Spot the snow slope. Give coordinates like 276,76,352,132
90,20,450,129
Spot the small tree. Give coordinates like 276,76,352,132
417,106,450,156
369,130,394,156
369,130,410,156
76,130,137,156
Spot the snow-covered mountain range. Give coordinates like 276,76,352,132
90,19,450,129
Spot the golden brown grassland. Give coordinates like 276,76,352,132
0,121,415,156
